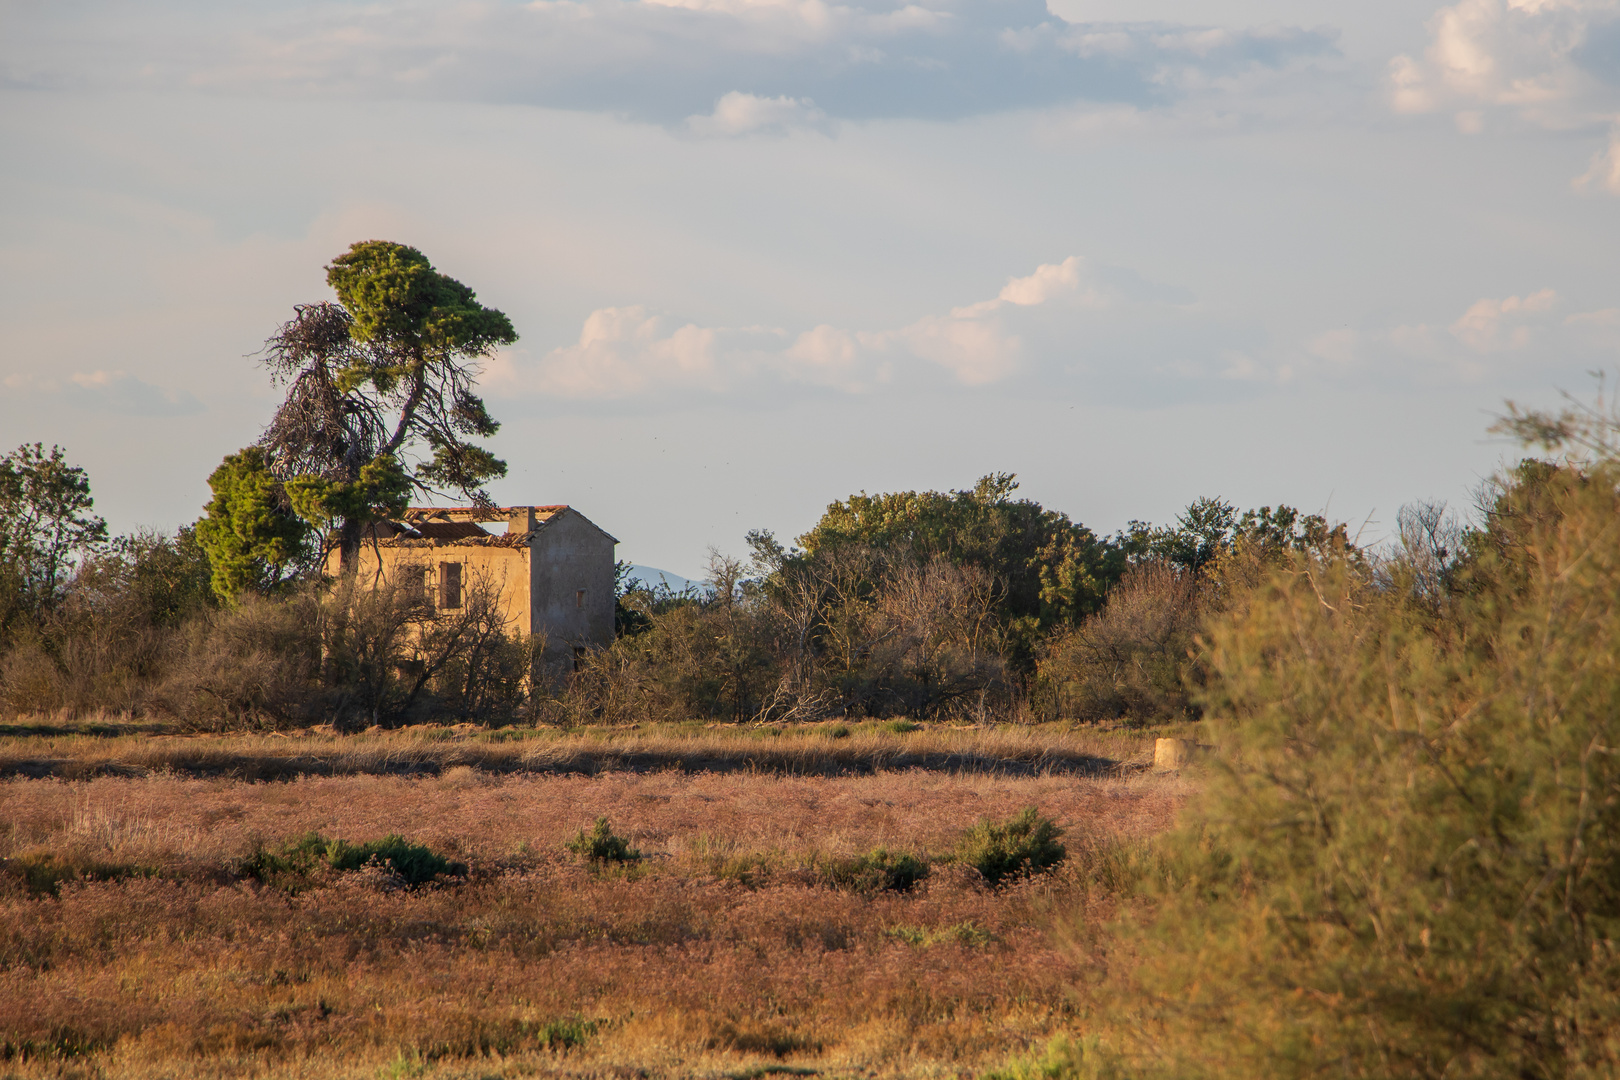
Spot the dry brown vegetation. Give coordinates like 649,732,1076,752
0,718,1186,1079
0,717,1154,783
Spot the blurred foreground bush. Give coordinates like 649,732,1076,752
1091,403,1620,1079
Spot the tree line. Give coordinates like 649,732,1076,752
0,239,1352,729
0,424,1338,729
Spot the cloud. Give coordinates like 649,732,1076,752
893,311,1023,385
1575,120,1620,188
496,306,735,398
1389,0,1620,128
0,1,1340,123
1281,288,1597,385
488,254,1161,398
3,369,205,417
1449,287,1558,349
686,92,830,136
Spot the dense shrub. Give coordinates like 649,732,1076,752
1098,436,1620,1077
565,817,641,863
820,848,931,893
157,591,321,730
954,807,1066,886
1037,561,1201,723
240,832,465,888
0,852,157,897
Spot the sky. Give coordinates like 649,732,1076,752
3,0,1620,578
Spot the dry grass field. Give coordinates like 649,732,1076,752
0,718,1189,1079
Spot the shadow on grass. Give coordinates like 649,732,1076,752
0,743,1123,781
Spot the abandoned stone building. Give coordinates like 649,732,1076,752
330,505,617,674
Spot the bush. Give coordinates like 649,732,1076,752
0,851,157,897
565,817,641,863
1101,444,1620,1077
1036,561,1201,724
954,806,1065,887
158,591,321,730
240,832,464,888
820,847,930,893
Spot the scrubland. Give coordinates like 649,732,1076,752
13,401,1620,1078
0,718,1184,1079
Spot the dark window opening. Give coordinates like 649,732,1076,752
576,589,585,609
439,562,463,609
404,567,428,602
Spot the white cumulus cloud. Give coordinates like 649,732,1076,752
686,92,830,137
488,255,1150,398
1449,287,1559,349
508,307,729,399
1284,288,1597,385
1389,0,1620,126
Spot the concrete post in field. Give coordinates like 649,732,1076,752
1154,737,1202,771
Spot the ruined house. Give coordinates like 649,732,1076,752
330,505,617,674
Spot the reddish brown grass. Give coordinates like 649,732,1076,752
0,730,1190,1079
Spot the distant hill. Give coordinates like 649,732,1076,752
625,565,702,594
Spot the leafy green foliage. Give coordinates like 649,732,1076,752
885,921,994,947
1119,496,1338,571
1036,560,1201,723
240,832,464,888
194,447,312,601
326,240,516,363
100,527,216,627
954,806,1066,886
565,817,641,863
283,453,412,536
0,443,107,629
796,473,1124,639
257,241,517,569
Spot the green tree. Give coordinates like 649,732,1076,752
0,443,107,628
256,241,517,569
99,526,216,627
1120,497,1336,571
794,474,1124,648
194,447,312,601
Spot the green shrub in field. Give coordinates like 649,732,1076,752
2,852,157,896
240,832,464,887
985,1035,1121,1080
709,850,777,887
821,847,930,893
565,817,641,863
885,920,994,947
954,806,1065,886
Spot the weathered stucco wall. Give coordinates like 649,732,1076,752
323,506,616,683
529,511,616,673
339,544,532,637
